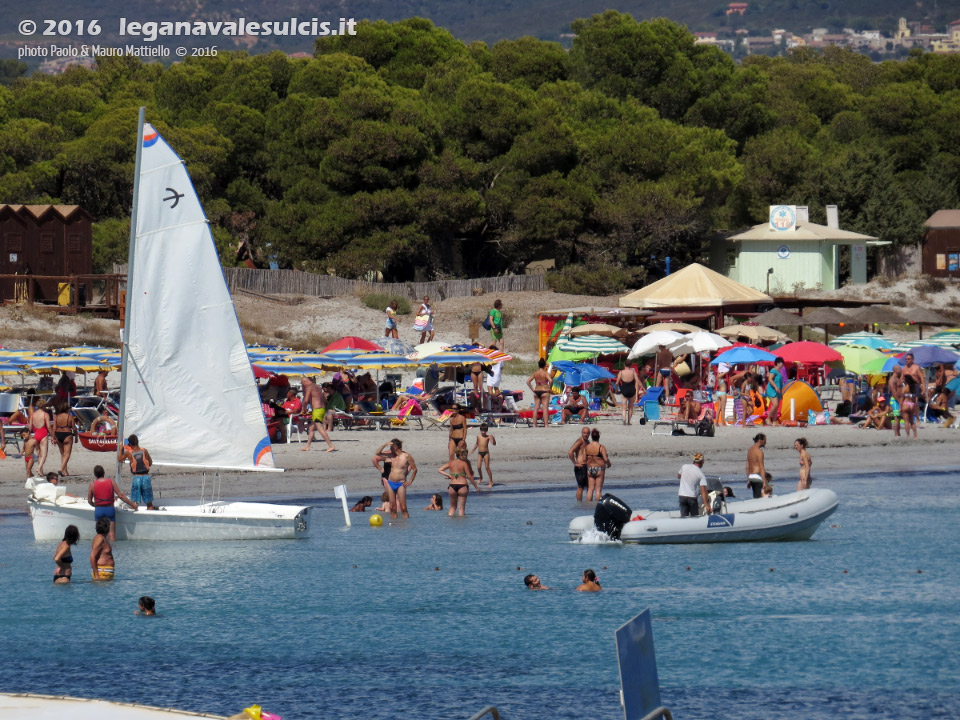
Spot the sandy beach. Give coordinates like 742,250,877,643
4,402,958,511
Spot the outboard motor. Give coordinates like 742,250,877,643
593,493,632,540
703,475,725,514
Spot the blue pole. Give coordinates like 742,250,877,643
665,256,671,276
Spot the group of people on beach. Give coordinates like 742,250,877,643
383,295,506,351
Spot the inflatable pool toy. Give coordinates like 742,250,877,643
369,514,383,527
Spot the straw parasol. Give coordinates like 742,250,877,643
749,307,803,327
716,324,788,343
569,323,629,338
845,305,905,324
902,307,950,340
637,322,701,334
797,307,856,342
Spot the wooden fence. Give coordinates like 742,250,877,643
222,268,546,300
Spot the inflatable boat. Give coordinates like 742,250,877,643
569,488,838,544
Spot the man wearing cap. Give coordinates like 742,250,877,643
862,395,892,430
678,453,710,517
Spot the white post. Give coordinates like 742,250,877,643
790,398,795,422
334,484,351,526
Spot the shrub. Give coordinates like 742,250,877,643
545,264,642,295
913,275,946,294
362,293,411,315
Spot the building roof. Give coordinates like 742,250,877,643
727,220,877,244
924,209,960,228
619,263,772,309
0,204,88,220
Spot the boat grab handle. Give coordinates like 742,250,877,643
646,526,658,532
466,707,500,720
789,513,799,519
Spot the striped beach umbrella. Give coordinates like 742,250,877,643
420,350,490,366
408,341,450,360
895,338,960,351
556,334,627,356
344,353,417,370
22,355,114,373
368,337,415,356
57,345,113,355
251,360,326,376
471,347,513,363
828,331,889,348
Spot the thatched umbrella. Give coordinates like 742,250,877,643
902,307,950,340
846,305,905,325
798,307,856,343
749,307,803,327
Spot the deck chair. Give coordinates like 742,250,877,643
72,407,102,431
424,408,453,430
732,397,746,426
0,393,27,454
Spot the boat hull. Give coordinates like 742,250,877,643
77,432,118,453
28,497,310,541
569,489,838,544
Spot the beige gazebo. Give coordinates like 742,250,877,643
620,263,772,312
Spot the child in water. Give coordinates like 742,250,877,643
424,493,443,511
374,491,391,513
136,596,156,615
471,423,497,488
762,472,774,498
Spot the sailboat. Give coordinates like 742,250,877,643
27,109,310,541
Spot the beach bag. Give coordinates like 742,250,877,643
674,361,692,378
696,417,715,437
481,316,492,331
413,314,430,332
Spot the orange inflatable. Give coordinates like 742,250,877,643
778,380,822,422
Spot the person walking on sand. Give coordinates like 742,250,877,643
24,397,52,479
746,433,768,498
417,295,435,344
118,434,156,510
764,357,785,426
93,369,109,399
439,447,479,517
53,524,79,584
526,359,552,429
471,422,497,488
385,300,399,339
90,516,115,581
582,429,611,503
51,400,77,478
382,438,417,519
568,426,591,502
488,299,504,351
447,404,468,460
616,365,640,425
301,377,336,453
795,438,813,491
87,464,138,541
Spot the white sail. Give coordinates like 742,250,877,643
123,123,277,471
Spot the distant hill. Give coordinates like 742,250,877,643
5,0,960,56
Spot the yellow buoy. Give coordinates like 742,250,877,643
369,514,383,527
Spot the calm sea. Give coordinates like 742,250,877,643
0,469,958,719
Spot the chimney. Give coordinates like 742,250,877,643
826,204,839,229
795,206,809,224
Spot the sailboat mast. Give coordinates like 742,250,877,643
114,106,145,482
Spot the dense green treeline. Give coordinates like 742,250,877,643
1,12,959,281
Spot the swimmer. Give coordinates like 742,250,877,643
577,569,602,592
424,493,443,511
524,574,550,590
350,496,373,512
136,596,156,616
53,524,79,584
439,447,479,517
470,423,496,488
90,516,115,581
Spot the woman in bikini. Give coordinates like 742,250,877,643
52,400,76,478
53,524,79,584
615,365,639,426
90,515,115,581
901,376,919,439
795,437,813,491
438,447,479,517
447,404,468,460
526,358,552,429
470,360,484,396
581,428,611,503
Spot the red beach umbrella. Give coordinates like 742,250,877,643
322,337,383,353
772,341,842,365
252,364,271,379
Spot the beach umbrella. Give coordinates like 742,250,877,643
797,307,856,342
0,362,24,375
554,362,615,387
286,353,340,366
710,346,777,366
667,331,732,355
408,341,451,360
898,345,960,367
895,337,960,351
716,324,788,343
627,331,683,360
902,307,950,340
251,364,271,380
344,353,417,370
323,337,383,354
945,376,960,393
836,345,888,375
252,360,326,376
57,345,112,355
829,332,891,350
420,350,489,366
547,344,593,363
22,355,114,373
558,312,575,338
845,305,905,325
569,323,628,338
556,334,628,356
471,347,513,363
637,322,701,334
930,331,960,347
773,341,842,365
748,308,804,327
368,337,415,356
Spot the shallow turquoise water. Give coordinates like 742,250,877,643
1,469,958,719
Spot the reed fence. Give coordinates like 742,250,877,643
222,268,546,299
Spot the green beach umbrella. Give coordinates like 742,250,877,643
556,334,627,356
837,345,887,374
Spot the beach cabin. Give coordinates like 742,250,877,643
922,210,960,278
711,205,883,293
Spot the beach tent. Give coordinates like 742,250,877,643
779,380,822,423
619,263,772,308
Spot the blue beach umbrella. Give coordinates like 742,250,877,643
945,376,960,394
899,345,960,367
710,346,777,366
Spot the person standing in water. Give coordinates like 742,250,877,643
87,464,138,541
53,524,79,584
382,438,417,519
582,429,611,503
470,423,496,488
439,447,479,517
568,426,591,502
577,569,602,592
745,433,768,498
118,434,156,510
795,438,813,491
90,516,115,581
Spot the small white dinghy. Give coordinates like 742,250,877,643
569,488,838,544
